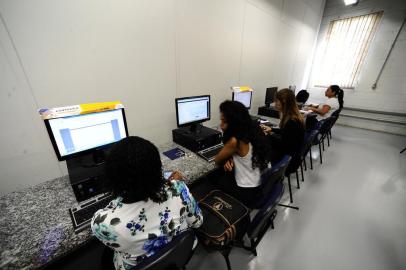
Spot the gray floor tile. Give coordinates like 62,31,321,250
187,125,406,270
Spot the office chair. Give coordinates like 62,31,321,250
314,116,336,164
328,108,342,139
242,179,285,256
254,155,291,208
300,129,319,172
101,230,196,270
216,157,290,270
296,90,310,104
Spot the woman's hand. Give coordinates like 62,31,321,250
169,171,184,181
260,124,272,135
223,159,234,172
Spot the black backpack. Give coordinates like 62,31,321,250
196,190,250,247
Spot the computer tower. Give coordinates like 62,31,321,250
172,126,222,152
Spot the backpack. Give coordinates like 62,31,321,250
196,190,250,247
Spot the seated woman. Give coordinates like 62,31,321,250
91,136,203,269
212,100,271,208
261,88,305,174
307,85,344,121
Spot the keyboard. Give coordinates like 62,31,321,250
69,194,112,233
197,144,223,162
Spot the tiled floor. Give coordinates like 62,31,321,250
187,125,406,270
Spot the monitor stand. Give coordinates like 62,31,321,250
186,123,203,135
66,148,110,202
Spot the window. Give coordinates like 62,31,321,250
312,11,383,89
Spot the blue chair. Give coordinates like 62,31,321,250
328,108,342,140
242,180,285,256
300,128,319,173
254,155,291,208
315,116,336,164
213,156,290,270
102,230,196,270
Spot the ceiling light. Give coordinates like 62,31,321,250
344,0,358,5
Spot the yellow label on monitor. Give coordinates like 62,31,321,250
239,86,252,92
39,101,123,119
231,86,253,92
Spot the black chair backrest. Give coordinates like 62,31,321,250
331,108,341,118
134,230,195,270
331,109,341,126
296,90,309,103
319,116,336,135
247,180,284,239
300,129,319,157
255,155,291,208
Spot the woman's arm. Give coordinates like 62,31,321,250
214,137,238,165
310,105,330,116
176,182,203,228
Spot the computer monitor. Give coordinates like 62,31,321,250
232,91,252,109
44,108,128,161
175,95,210,132
265,87,278,106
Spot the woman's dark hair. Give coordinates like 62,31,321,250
104,136,166,203
220,100,270,171
330,85,344,108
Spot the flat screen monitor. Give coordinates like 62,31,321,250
232,91,252,109
265,87,278,106
175,95,210,128
44,108,128,161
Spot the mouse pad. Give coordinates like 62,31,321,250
163,147,185,160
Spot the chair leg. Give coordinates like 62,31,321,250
287,175,293,203
303,157,307,171
295,170,300,189
300,163,304,182
220,248,232,270
310,147,313,169
250,239,257,256
322,137,325,151
319,141,323,164
327,133,330,147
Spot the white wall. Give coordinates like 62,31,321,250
307,0,406,114
0,0,325,195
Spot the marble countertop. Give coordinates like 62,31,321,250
0,142,216,269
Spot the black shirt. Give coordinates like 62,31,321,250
269,119,305,174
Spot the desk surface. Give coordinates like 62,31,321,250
0,142,216,270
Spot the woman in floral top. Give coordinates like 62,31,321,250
91,136,203,269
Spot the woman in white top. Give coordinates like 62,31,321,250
308,85,344,120
91,136,203,269
212,100,271,208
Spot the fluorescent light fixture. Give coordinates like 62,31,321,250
344,0,358,5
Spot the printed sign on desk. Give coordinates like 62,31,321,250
38,101,124,119
231,86,253,92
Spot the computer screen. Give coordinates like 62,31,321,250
265,87,278,105
232,91,252,109
45,108,128,160
175,95,210,127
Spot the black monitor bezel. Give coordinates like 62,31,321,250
44,108,129,161
175,95,211,128
265,87,278,105
232,91,252,109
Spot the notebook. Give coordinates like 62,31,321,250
163,147,185,160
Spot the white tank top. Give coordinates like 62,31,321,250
233,143,261,187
